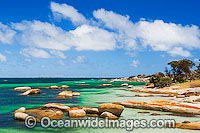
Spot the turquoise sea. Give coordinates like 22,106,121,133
0,78,199,133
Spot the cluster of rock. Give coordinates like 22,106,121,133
111,77,149,82
113,100,200,115
128,86,200,96
48,85,70,89
58,91,81,98
14,103,124,122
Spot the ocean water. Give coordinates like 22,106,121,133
0,78,199,133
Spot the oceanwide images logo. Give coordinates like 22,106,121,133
24,116,176,131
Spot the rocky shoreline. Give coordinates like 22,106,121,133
12,81,200,130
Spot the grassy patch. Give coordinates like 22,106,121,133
174,80,200,89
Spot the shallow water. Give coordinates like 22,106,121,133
0,78,199,132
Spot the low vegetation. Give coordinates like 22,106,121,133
129,59,200,88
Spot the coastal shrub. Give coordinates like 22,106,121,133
149,73,172,88
157,77,172,88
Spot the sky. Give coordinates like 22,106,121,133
0,0,200,78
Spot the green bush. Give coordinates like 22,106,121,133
149,73,172,88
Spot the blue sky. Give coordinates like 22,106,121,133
0,0,200,77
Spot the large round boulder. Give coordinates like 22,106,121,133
69,108,86,118
98,103,124,117
25,108,64,119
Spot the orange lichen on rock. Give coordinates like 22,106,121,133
42,103,70,112
113,100,200,115
176,122,200,130
98,103,124,117
69,108,86,118
58,91,73,97
82,106,99,114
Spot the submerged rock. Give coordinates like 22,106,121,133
150,113,160,116
138,111,150,113
42,103,70,112
79,84,89,85
21,89,40,95
135,93,154,97
82,106,99,114
100,112,118,119
14,87,31,91
98,103,124,117
98,84,113,87
69,108,86,118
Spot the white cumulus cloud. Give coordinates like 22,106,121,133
20,47,51,58
137,20,200,55
168,47,191,57
12,21,116,52
93,9,200,56
50,2,87,25
1,2,200,59
0,22,16,44
50,50,67,59
12,20,72,51
70,24,116,51
93,9,137,50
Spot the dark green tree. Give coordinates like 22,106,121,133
168,59,195,82
196,59,200,79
